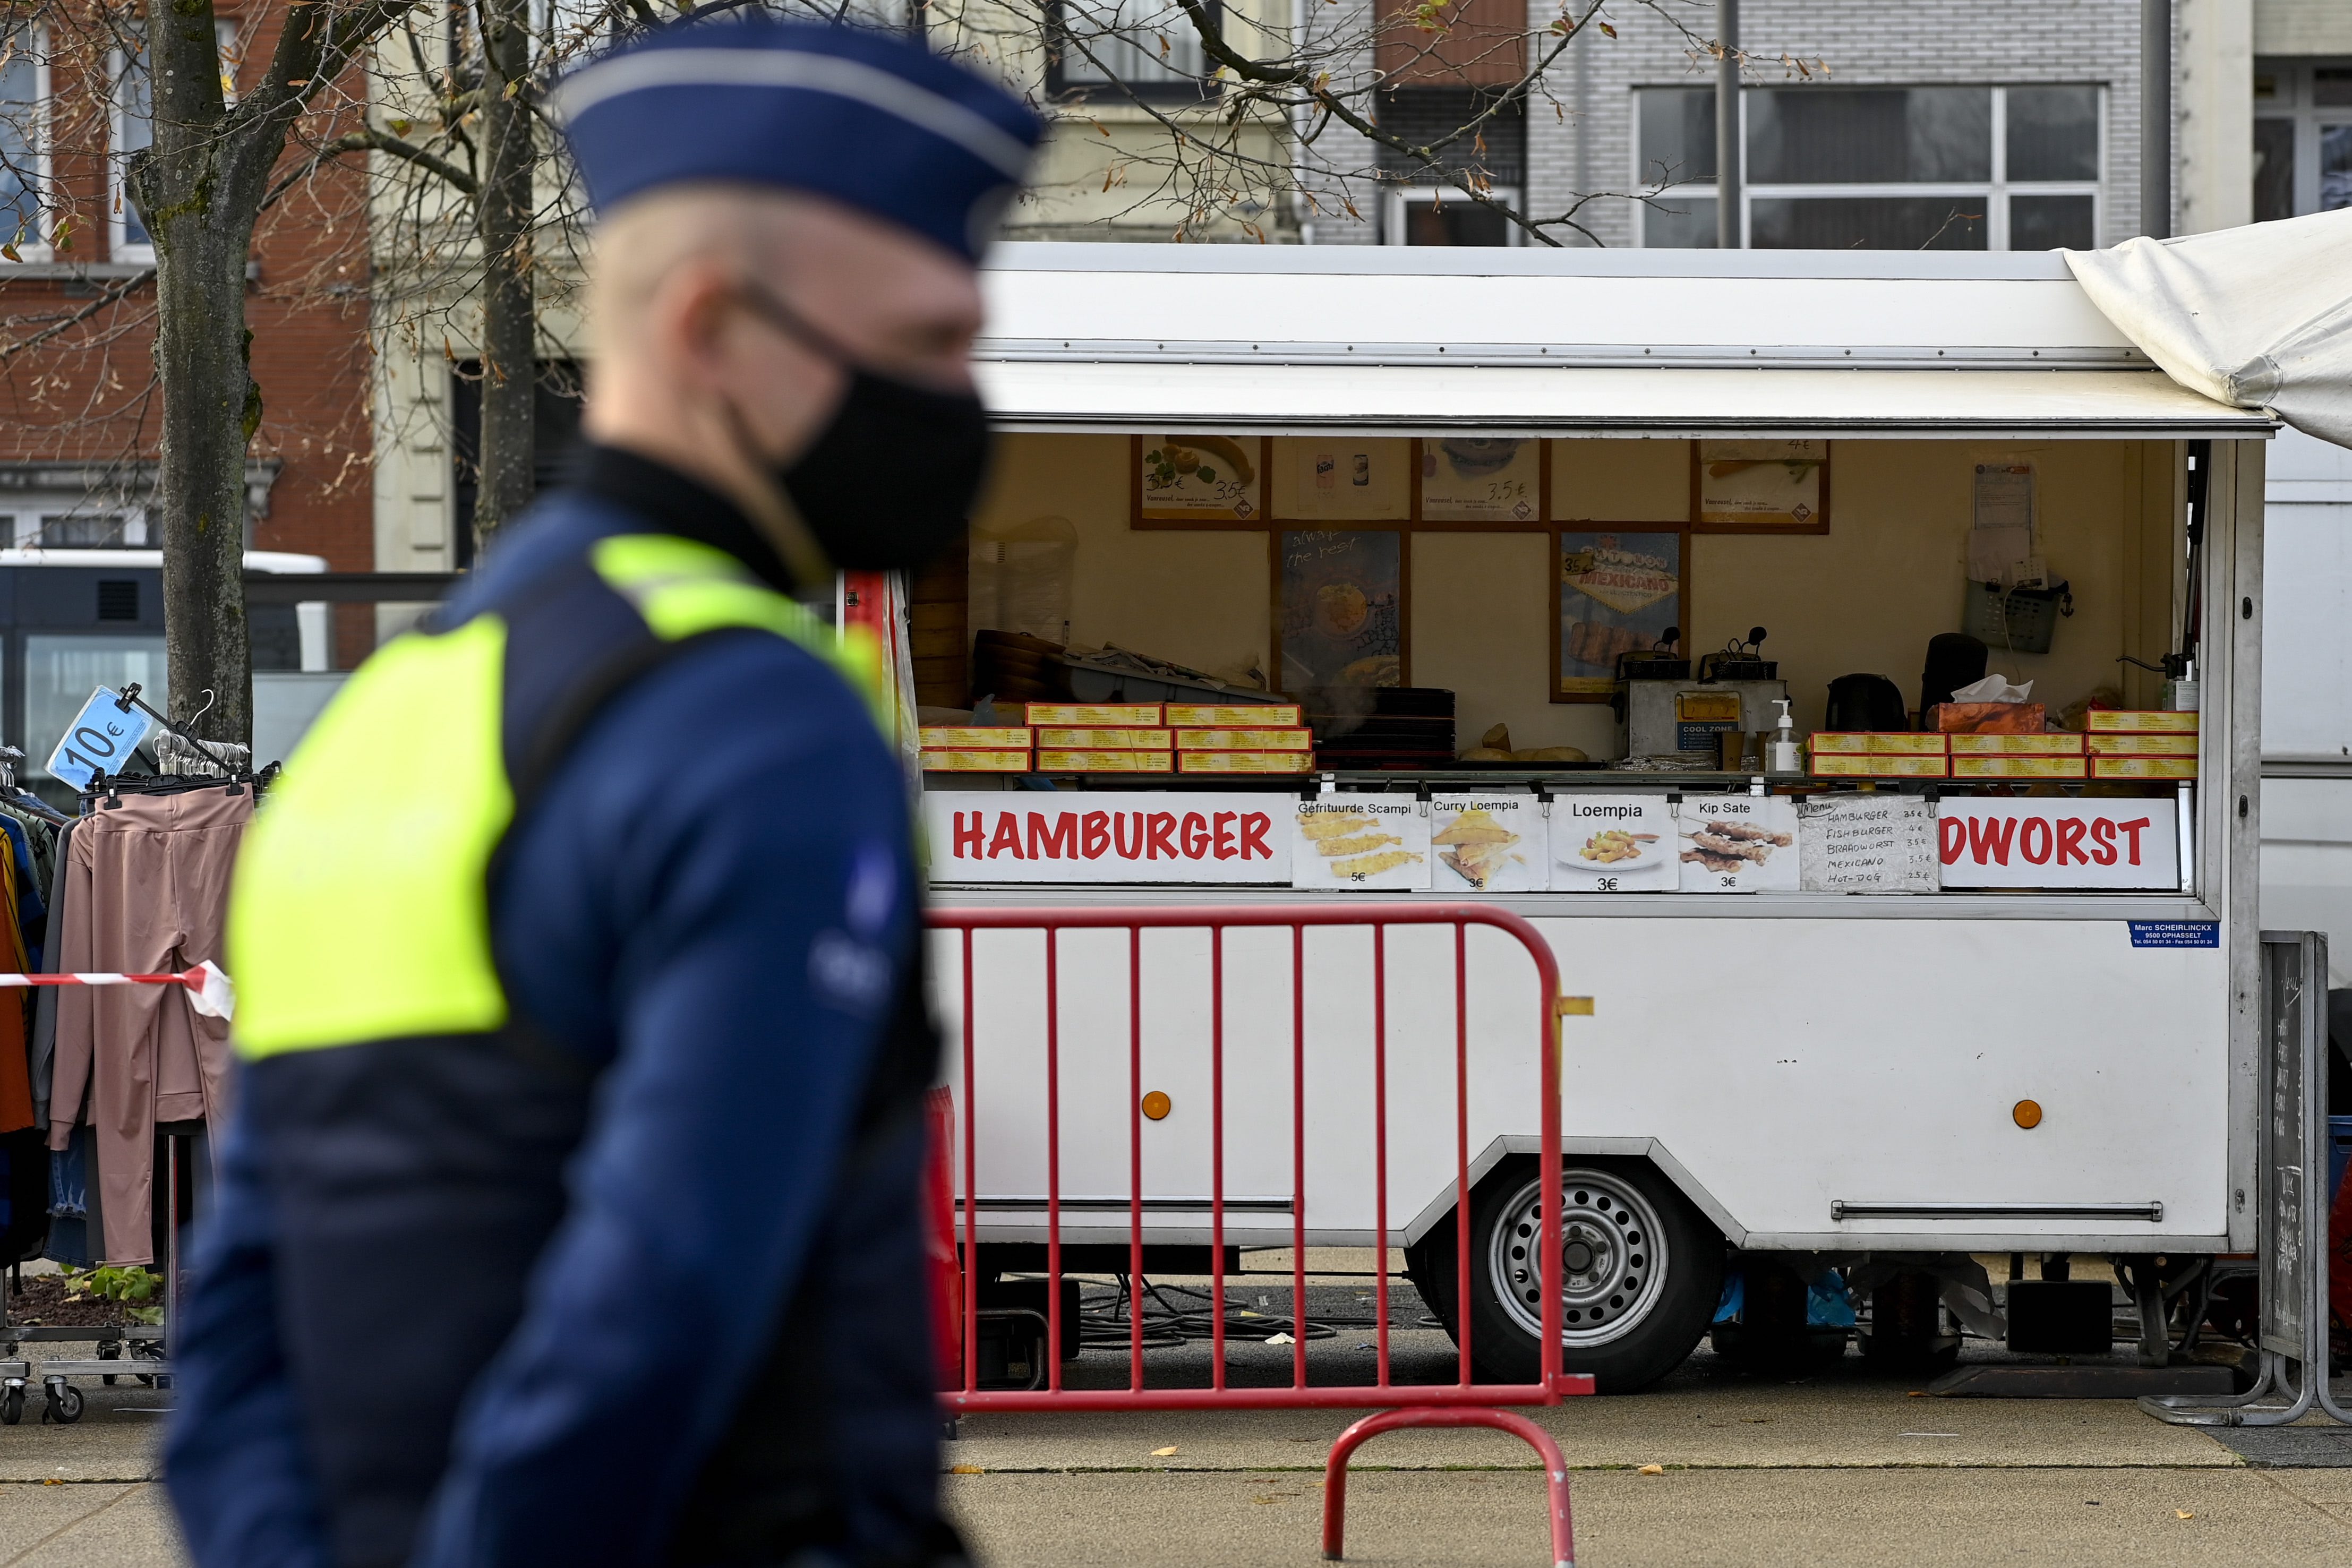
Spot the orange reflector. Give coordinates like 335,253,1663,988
1141,1090,1171,1121
2013,1099,2043,1129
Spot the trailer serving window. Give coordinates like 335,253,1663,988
922,430,2220,902
923,247,2270,918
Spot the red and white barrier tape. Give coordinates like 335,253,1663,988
0,961,233,1020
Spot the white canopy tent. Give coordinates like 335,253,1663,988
2066,208,2352,450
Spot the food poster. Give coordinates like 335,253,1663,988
1694,440,1827,531
1420,439,1542,525
1431,794,1547,892
1547,795,1677,892
1290,798,1430,890
1270,437,1412,521
1555,531,1681,700
1277,528,1406,690
1137,433,1264,522
1674,795,1800,893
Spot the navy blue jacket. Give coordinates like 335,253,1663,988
166,449,947,1568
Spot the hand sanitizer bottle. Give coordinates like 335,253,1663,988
1768,699,1802,774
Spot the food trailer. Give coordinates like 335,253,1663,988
923,240,2280,1392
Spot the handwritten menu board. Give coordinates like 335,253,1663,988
1797,795,1939,893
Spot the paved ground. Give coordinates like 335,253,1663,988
3,1340,2349,1566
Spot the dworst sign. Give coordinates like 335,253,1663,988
923,792,1292,885
1937,799,2178,889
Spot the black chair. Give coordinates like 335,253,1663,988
1919,633,1990,728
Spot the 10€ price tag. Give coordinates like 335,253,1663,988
46,688,152,790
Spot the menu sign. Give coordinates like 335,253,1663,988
1431,794,1547,893
1675,796,1800,893
1937,800,2178,890
1547,794,1677,892
1290,798,1430,891
923,792,1290,884
1797,795,1938,893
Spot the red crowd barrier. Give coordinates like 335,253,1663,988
928,903,1591,1565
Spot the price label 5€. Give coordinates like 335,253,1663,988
47,688,152,790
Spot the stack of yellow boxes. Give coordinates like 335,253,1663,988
1808,732,1949,778
1027,704,1173,773
1948,731,2085,779
1168,703,1315,775
2086,710,2199,779
919,724,1034,773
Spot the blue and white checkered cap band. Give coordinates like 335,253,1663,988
552,21,1042,263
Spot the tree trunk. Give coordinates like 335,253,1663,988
137,0,268,747
472,0,538,551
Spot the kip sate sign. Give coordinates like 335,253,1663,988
923,792,1293,885
1937,800,2178,890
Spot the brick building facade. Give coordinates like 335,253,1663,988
1303,0,2169,249
0,8,375,666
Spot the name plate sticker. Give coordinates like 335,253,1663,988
46,688,151,790
2129,920,2219,948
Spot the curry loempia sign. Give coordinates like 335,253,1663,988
923,792,1295,884
1937,799,2179,890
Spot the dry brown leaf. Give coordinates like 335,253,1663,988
2176,1510,2195,1520
950,1464,985,1476
1151,1446,1179,1458
1638,1464,1664,1476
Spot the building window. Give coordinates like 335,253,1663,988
1376,85,1525,245
2252,59,2352,222
25,635,164,780
449,359,585,570
2,26,48,261
2,509,146,549
1635,83,2102,251
110,22,237,261
1046,0,1218,101
1384,186,1521,245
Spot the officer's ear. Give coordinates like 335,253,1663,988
661,261,741,375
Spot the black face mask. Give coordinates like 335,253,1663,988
736,286,991,575
781,367,991,573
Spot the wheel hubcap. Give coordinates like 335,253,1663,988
1486,1168,1671,1347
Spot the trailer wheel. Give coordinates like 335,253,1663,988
1407,1156,1722,1394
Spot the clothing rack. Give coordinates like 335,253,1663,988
2,713,250,1418
79,683,275,813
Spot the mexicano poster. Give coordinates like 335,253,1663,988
1554,530,1682,700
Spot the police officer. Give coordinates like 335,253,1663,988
165,22,1038,1568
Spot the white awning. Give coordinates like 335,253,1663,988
977,359,2267,440
975,245,2271,440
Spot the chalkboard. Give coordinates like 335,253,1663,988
1797,795,1938,893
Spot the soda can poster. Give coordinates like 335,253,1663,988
1276,528,1407,691
1269,438,1412,522
1554,530,1682,701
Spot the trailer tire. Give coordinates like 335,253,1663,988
1408,1156,1722,1394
